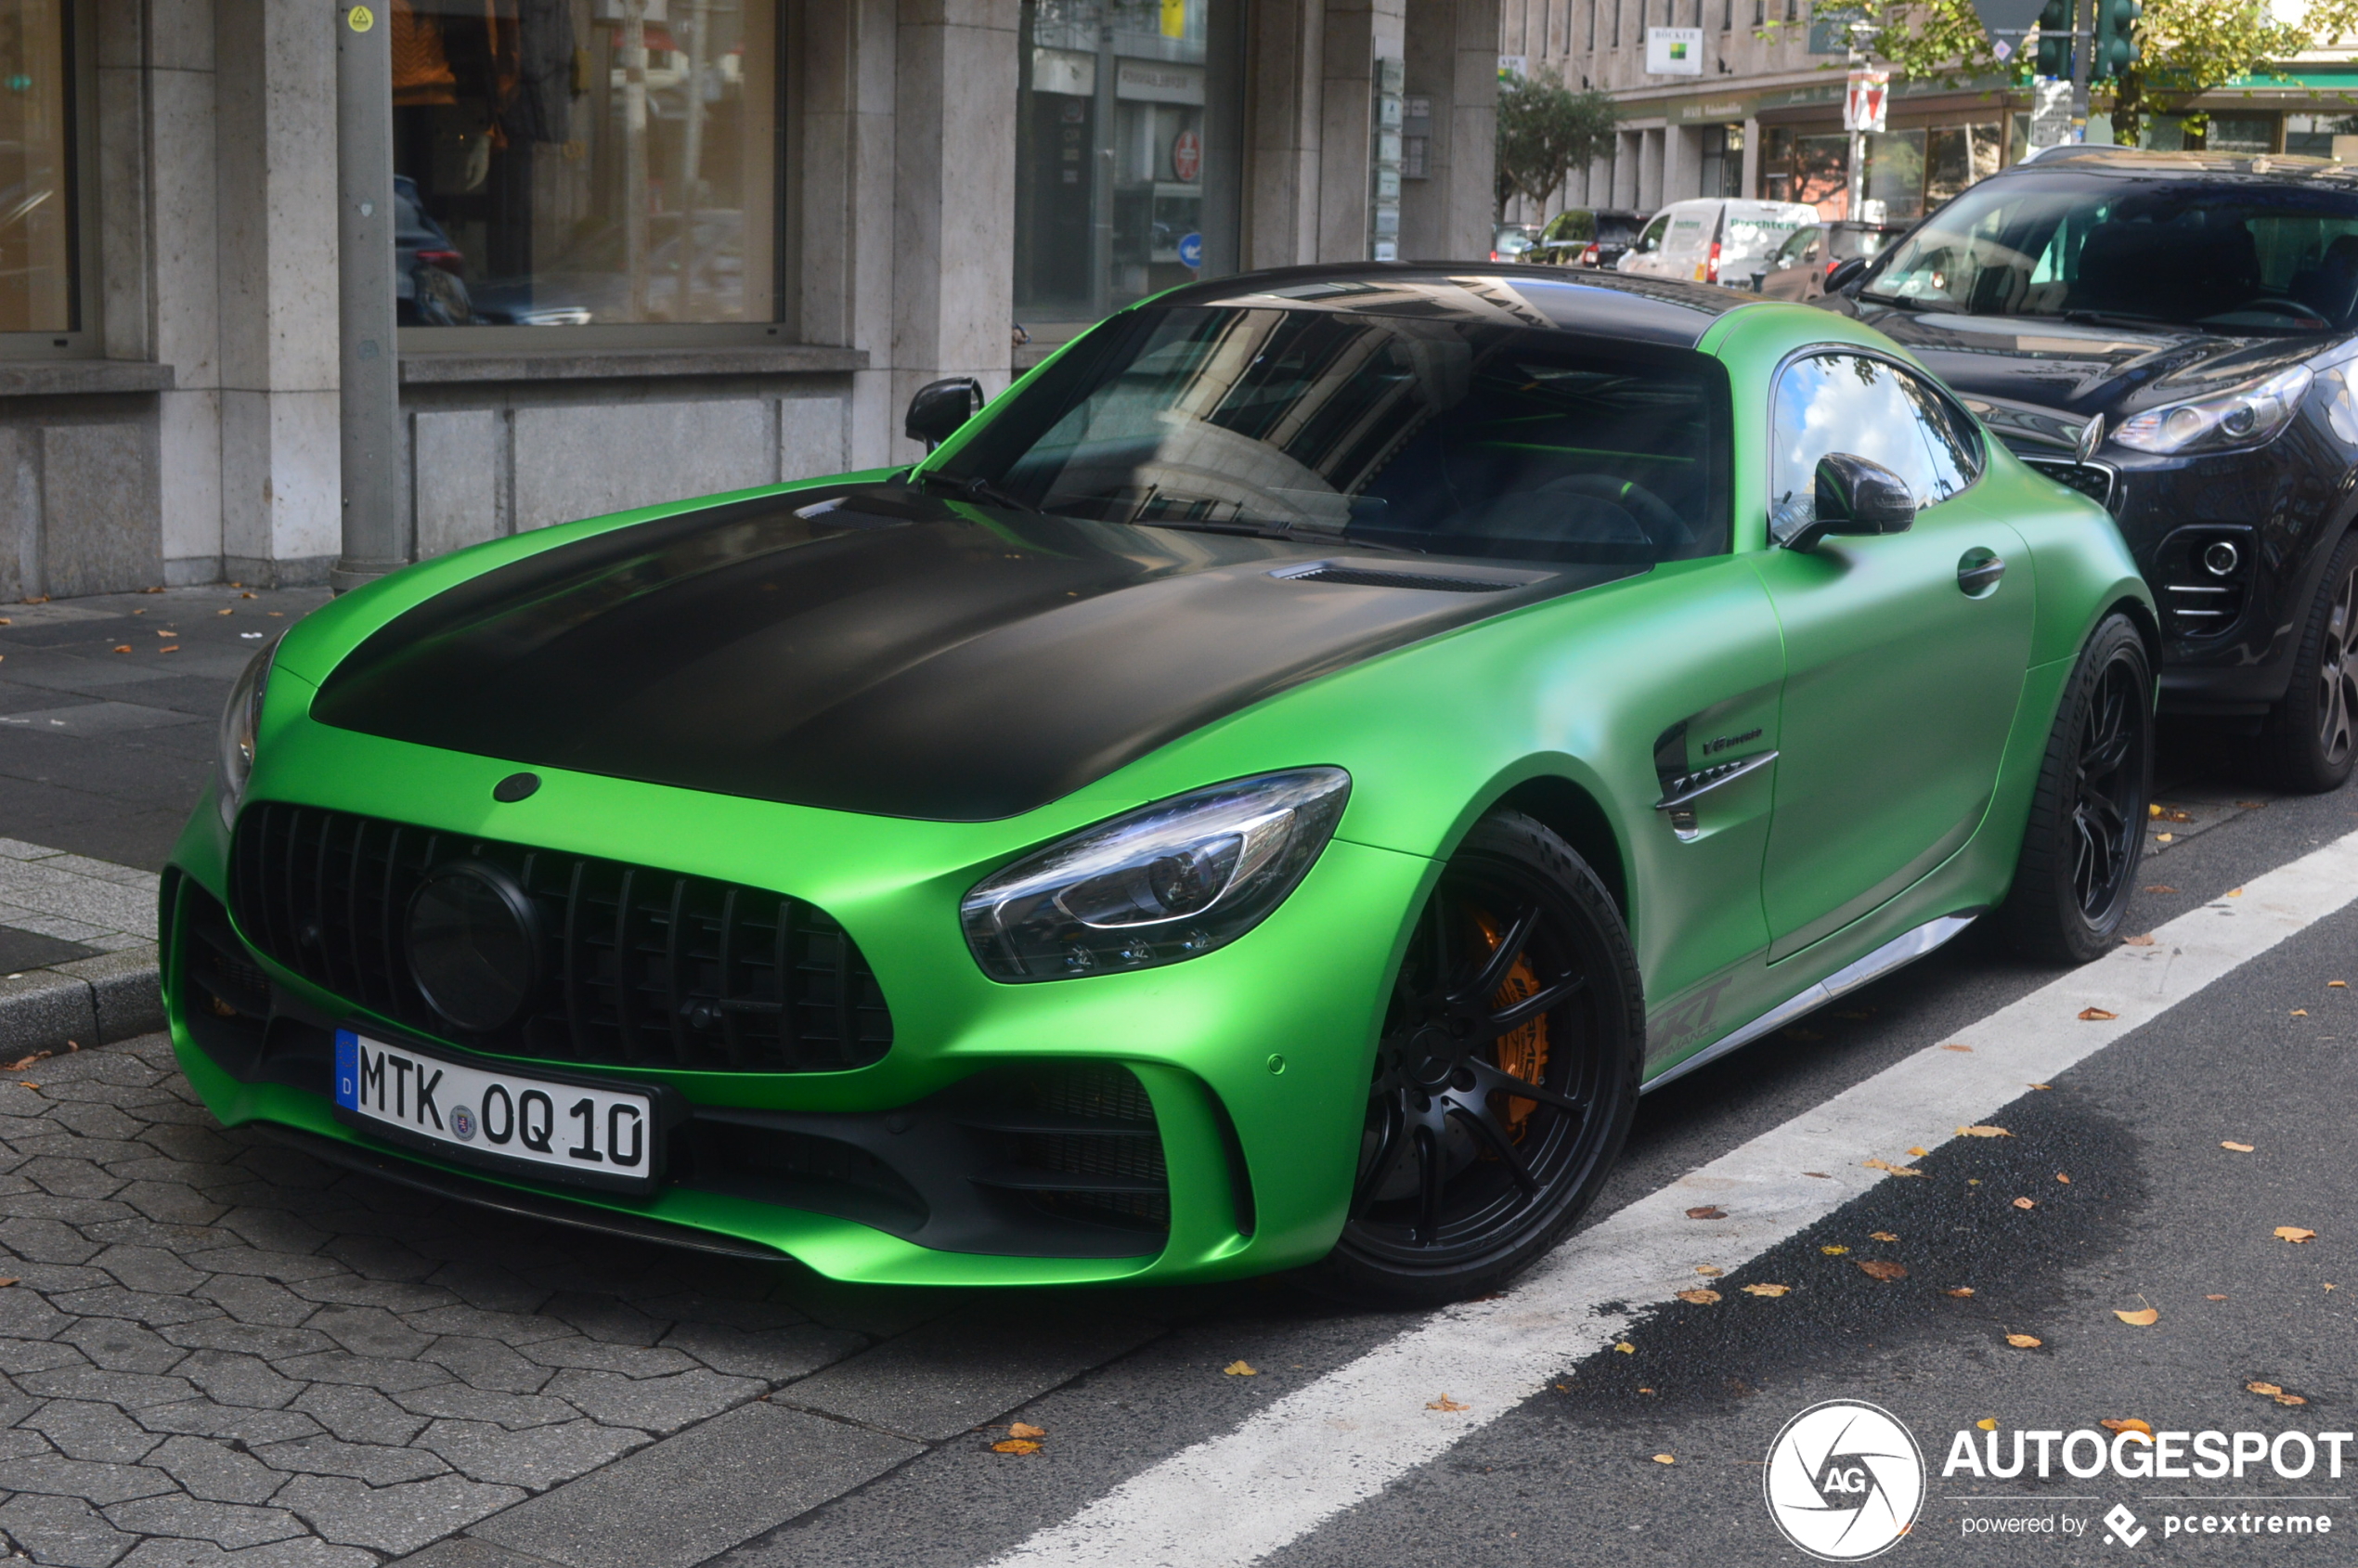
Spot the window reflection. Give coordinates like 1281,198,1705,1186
393,0,775,328
0,0,71,332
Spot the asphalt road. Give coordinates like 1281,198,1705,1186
0,586,2350,1567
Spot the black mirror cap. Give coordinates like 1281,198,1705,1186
1786,452,1916,551
905,377,985,450
1824,255,1871,295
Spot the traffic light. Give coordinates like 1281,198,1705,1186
2036,0,2072,77
2094,0,2139,78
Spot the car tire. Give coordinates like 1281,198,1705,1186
2261,529,2358,794
1310,810,1643,1308
1996,613,2153,965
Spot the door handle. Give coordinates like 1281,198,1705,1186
1958,550,2006,597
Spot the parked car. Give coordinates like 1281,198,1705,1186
170,265,2153,1306
1827,146,2358,790
1755,221,1906,301
1619,198,1820,290
1529,207,1647,269
1491,222,1540,264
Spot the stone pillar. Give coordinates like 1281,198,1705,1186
1741,115,1760,199
214,0,341,584
1639,124,1663,209
806,0,901,468
1613,128,1639,206
889,0,1017,464
1244,0,1324,268
1398,0,1498,260
1662,120,1697,204
1315,0,1404,262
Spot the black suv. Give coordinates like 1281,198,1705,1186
1827,147,2358,789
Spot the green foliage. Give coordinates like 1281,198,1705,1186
1495,69,1621,221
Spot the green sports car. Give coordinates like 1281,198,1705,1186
162,266,2157,1304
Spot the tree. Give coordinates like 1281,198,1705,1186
1820,0,2358,145
1495,70,1621,221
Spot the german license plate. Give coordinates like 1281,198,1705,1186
333,1030,655,1189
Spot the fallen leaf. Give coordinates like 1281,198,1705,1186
2293,1009,2311,1017
1862,1158,1924,1176
2248,1381,2285,1397
1941,1043,1974,1052
1821,1245,1850,1255
1858,1260,1908,1282
2278,1393,2309,1406
216,607,233,616
111,644,130,654
158,645,178,654
2101,1419,2154,1435
991,1439,1042,1454
1802,1171,1830,1178
2122,933,2156,947
0,1277,15,1288
2078,1007,2118,1021
2228,888,2244,897
1007,1422,1046,1439
1959,1125,2015,1138
2056,1173,2072,1184
1675,1289,1722,1305
1684,1205,1726,1220
2331,981,2349,989
1694,1265,1723,1276
1742,1283,1792,1297
1224,1360,1257,1376
1427,1395,1469,1412
1907,1147,1929,1158
2222,1141,2255,1152
2005,1333,2042,1349
2028,1083,2053,1091
2156,833,2173,843
2013,1197,2038,1211
1652,1453,1675,1464
1968,1179,1982,1186
2275,1226,2317,1244
1869,1231,1900,1242
2115,1307,2160,1327
1613,1341,1636,1354
2144,885,2178,893
1946,1288,1976,1298
1637,1387,1654,1393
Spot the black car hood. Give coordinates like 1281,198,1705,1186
312,486,1613,821
1843,301,2336,450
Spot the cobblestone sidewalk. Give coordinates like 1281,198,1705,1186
0,1037,1166,1568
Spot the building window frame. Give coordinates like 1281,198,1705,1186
394,0,798,358
0,0,99,361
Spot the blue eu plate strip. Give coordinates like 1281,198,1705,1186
334,1030,359,1109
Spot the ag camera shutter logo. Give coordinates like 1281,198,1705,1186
1764,1399,1927,1561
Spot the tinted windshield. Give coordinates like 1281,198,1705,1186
937,305,1730,566
1863,171,2358,331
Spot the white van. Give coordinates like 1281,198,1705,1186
1616,198,1821,290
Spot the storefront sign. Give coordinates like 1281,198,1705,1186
1117,59,1204,105
1646,28,1704,76
1498,54,1528,81
1032,47,1095,99
1844,69,1889,132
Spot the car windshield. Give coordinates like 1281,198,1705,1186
934,305,1730,566
1861,169,2358,331
1495,227,1536,256
1770,227,1824,267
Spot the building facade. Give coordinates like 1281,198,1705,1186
0,0,1497,595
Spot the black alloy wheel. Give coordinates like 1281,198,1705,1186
2265,530,2358,793
1999,613,2154,964
1315,811,1641,1307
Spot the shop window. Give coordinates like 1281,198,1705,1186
0,0,74,335
2287,113,2358,161
2142,113,2277,154
1923,123,2000,209
1699,124,1743,199
1015,0,1237,326
392,0,779,333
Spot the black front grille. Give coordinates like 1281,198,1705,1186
2021,457,2119,513
229,801,892,1073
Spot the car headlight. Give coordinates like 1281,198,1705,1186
2112,366,2313,455
216,637,280,827
960,768,1351,981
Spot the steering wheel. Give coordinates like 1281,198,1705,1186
1535,474,1694,550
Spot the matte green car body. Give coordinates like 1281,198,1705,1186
160,291,2155,1288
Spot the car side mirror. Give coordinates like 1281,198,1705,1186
905,377,984,451
1824,255,1871,294
1783,453,1916,551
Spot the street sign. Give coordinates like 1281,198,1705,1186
2028,76,2074,149
1645,27,1704,76
1968,0,2049,35
1177,232,1203,269
1172,128,1201,182
1843,70,1888,133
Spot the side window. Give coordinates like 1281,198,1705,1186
1898,371,1984,501
1633,214,1670,255
1768,353,1943,539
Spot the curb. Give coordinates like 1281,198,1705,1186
0,945,163,1059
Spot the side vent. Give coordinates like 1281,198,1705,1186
1271,564,1532,593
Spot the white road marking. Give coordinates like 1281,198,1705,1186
989,828,2358,1568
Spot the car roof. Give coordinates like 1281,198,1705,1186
1149,264,1752,348
2010,145,2358,188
